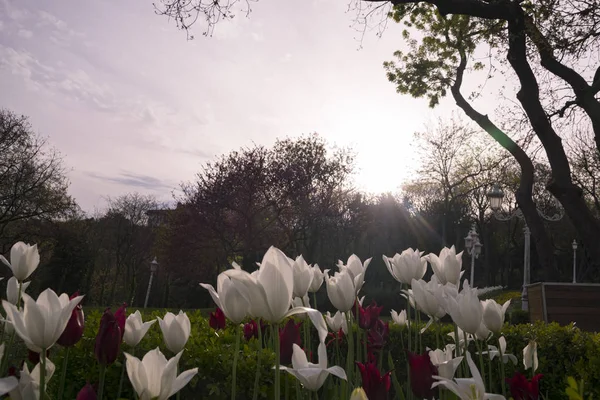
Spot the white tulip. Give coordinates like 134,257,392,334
0,242,40,282
325,311,348,334
338,255,371,294
292,296,310,319
308,264,324,293
124,311,156,347
383,248,427,285
0,344,18,396
429,344,463,380
411,277,446,319
280,343,346,391
157,311,191,353
2,289,83,352
475,321,491,341
125,348,198,400
292,255,314,298
201,272,250,324
224,247,309,323
447,326,472,357
325,269,356,312
6,277,31,305
523,340,538,372
482,336,517,365
481,299,511,333
9,358,56,400
444,280,483,335
401,289,419,311
433,351,505,400
426,246,464,286
391,309,407,326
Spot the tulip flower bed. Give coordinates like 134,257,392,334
2,242,600,400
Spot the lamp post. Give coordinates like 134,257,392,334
144,257,159,309
464,225,483,285
487,184,563,311
572,240,578,283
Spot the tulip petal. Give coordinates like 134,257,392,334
199,283,223,310
306,309,328,344
291,344,309,369
169,367,199,398
326,365,347,380
0,376,18,396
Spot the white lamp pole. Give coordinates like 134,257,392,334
487,184,563,311
144,257,159,309
464,226,482,285
572,240,578,283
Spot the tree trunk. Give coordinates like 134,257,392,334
451,45,558,281
506,8,600,270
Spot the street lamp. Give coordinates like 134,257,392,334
464,226,483,285
572,240,578,283
144,257,159,309
486,184,564,311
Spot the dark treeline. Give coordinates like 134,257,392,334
1,109,594,310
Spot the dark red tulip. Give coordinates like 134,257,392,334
243,320,257,340
76,383,98,400
367,319,390,353
408,351,438,399
57,291,85,347
8,366,17,376
356,360,392,400
209,307,226,330
28,349,50,364
326,328,345,347
279,319,302,364
114,303,127,341
506,373,543,400
94,308,121,365
359,301,383,330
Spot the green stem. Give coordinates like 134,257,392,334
312,292,318,311
435,319,440,349
274,322,281,400
487,348,493,393
406,285,412,353
498,337,507,396
345,311,354,398
232,324,241,400
252,322,263,400
97,364,107,400
475,340,486,386
40,348,47,400
176,363,181,400
58,346,70,400
117,353,126,399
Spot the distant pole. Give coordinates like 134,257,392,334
144,258,159,308
572,240,578,283
522,226,531,311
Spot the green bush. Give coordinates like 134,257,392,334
509,309,530,325
492,290,523,305
9,309,600,399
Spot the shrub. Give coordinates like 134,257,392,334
13,308,600,400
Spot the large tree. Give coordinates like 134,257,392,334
0,109,76,248
154,0,600,268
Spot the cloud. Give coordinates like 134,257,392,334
17,28,32,38
86,171,176,191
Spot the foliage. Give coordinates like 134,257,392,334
8,306,598,400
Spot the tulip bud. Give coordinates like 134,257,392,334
356,360,392,400
279,319,302,365
76,383,98,400
57,291,85,347
94,308,121,365
408,351,438,399
358,301,383,330
506,372,543,400
114,303,127,341
209,307,226,330
243,320,258,341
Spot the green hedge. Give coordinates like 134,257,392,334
9,310,600,399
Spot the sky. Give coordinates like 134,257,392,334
0,0,468,212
